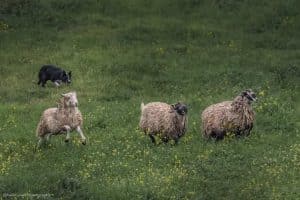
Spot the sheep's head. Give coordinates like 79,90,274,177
241,89,257,103
61,92,78,107
172,102,188,115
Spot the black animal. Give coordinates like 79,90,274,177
38,65,72,87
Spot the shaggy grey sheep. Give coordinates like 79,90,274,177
36,91,86,146
201,89,257,140
139,102,188,144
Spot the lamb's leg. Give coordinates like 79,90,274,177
63,125,71,143
76,126,86,145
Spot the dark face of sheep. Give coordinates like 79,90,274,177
241,89,257,103
172,102,188,115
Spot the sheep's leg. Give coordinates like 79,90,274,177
244,130,251,136
173,137,179,145
149,134,156,144
37,136,45,148
235,129,242,137
63,125,71,143
161,137,169,143
216,132,225,140
46,133,52,143
65,131,71,143
245,123,253,136
211,130,225,141
76,126,86,145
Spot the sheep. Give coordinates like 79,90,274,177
201,89,257,140
36,91,86,147
139,102,188,144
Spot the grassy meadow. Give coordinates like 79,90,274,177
0,0,300,199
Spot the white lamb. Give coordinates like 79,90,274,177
36,91,86,146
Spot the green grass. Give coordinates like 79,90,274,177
0,0,299,199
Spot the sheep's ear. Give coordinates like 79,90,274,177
61,93,66,97
173,102,181,109
241,91,248,96
169,104,176,113
68,71,72,77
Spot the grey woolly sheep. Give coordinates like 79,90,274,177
139,102,188,144
201,89,257,140
36,91,86,147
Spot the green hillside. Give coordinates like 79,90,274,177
0,0,299,199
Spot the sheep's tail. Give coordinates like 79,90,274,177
140,102,145,111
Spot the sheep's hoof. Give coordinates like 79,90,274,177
64,139,69,143
162,137,169,143
81,140,86,145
